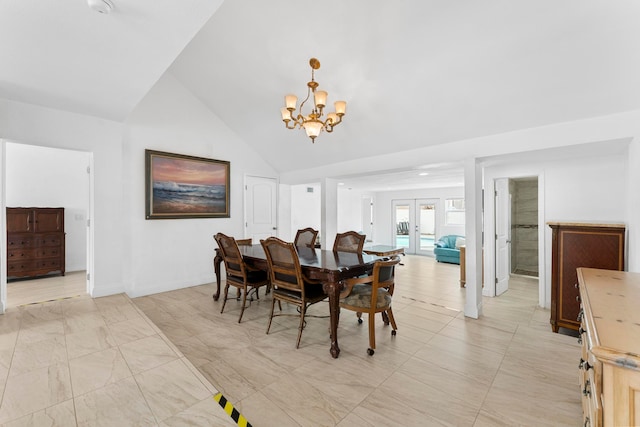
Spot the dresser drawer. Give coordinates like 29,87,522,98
34,234,63,247
7,260,38,275
7,234,34,249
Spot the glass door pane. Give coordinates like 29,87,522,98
393,201,412,252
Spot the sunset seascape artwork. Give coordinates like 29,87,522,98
146,150,230,218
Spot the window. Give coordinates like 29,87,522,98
445,198,465,225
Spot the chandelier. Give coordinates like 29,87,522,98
280,58,347,143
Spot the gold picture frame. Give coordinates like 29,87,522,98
145,150,230,219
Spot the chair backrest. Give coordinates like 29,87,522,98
261,237,305,294
373,256,401,296
294,228,318,248
214,233,246,279
333,231,366,253
236,238,252,246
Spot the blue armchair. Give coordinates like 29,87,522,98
434,235,464,264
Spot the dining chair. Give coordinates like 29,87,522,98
339,256,401,355
333,231,366,253
214,233,269,323
294,227,318,248
260,237,327,348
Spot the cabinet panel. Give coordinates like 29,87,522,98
6,209,32,233
33,209,63,232
549,222,624,332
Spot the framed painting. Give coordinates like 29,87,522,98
145,149,230,219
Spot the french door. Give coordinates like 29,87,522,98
392,199,437,255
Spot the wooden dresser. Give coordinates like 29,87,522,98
548,222,625,332
7,207,65,279
577,268,640,427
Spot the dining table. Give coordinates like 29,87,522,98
213,244,387,358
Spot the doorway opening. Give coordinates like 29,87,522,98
510,178,539,277
3,142,91,309
493,175,540,298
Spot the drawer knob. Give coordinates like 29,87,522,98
577,309,583,322
582,379,591,397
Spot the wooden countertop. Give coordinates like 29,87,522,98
578,268,640,369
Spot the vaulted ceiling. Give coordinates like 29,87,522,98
2,1,640,183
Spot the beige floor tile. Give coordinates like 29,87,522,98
159,397,238,426
106,315,157,345
119,335,179,374
263,373,348,426
378,370,480,425
412,334,505,386
10,335,68,377
69,347,132,396
74,376,157,427
134,358,212,421
2,399,76,427
65,325,117,359
236,391,300,427
0,363,72,424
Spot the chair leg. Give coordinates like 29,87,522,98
386,307,398,333
296,304,306,349
266,297,276,335
381,311,389,325
220,284,230,314
238,286,248,323
356,312,363,324
368,312,376,354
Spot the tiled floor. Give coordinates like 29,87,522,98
0,256,582,426
0,281,235,426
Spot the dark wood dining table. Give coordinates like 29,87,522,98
213,244,387,358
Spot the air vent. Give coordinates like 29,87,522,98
307,187,314,193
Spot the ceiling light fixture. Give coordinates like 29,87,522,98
281,58,346,143
88,0,114,14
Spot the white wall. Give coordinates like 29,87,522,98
0,98,125,298
123,73,277,297
290,183,321,239
337,187,365,234
5,143,90,272
374,187,465,245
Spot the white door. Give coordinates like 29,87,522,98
245,176,277,242
416,199,437,256
495,178,511,295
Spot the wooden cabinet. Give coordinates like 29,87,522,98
7,207,65,279
548,222,624,332
577,268,640,427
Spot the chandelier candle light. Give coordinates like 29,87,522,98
281,58,347,143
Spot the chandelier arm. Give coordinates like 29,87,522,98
284,120,297,130
298,86,312,116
